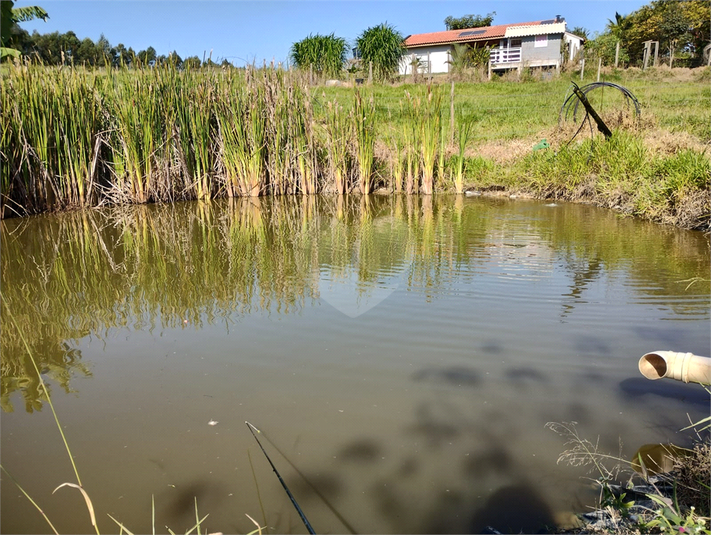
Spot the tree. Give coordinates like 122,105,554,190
444,12,495,31
76,36,99,65
183,55,201,69
622,0,710,66
355,23,404,81
290,33,347,78
167,50,183,67
113,43,132,66
571,26,590,40
606,11,632,42
137,46,156,65
1,0,48,58
96,33,115,66
584,33,629,65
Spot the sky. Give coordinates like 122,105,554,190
17,0,651,66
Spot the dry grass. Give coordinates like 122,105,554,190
642,130,711,155
672,441,711,517
469,138,537,164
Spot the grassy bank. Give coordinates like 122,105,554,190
1,63,708,228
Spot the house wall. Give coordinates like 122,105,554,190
563,33,583,61
399,45,452,75
520,34,563,65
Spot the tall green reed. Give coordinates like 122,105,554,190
324,98,352,195
1,66,103,214
353,90,375,194
218,72,267,197
109,68,166,203
454,112,474,194
290,83,319,195
401,92,421,195
419,88,442,195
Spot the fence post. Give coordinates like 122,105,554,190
597,58,602,81
580,58,585,81
368,61,373,84
614,41,620,68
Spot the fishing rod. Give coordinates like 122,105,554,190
245,421,316,535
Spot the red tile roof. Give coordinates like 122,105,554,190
404,20,547,48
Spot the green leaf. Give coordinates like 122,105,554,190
11,5,48,22
0,46,21,58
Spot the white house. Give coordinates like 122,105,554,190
400,16,584,75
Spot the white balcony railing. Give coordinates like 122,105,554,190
490,47,521,64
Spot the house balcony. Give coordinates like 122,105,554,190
489,46,521,65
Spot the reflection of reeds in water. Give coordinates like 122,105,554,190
2,196,709,412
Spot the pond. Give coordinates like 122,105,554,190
1,195,709,534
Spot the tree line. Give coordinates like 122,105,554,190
7,29,228,68
0,1,229,68
580,0,710,67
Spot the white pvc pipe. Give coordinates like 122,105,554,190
638,351,711,385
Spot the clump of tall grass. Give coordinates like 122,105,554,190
453,113,474,194
353,90,375,194
1,66,103,214
548,419,711,534
290,33,348,80
419,87,443,195
386,131,405,194
176,74,216,200
218,69,267,197
262,68,293,195
108,67,170,204
324,98,352,195
401,91,421,194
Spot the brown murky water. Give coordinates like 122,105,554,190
2,195,709,534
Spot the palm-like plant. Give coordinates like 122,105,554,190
356,23,405,82
290,33,347,78
606,12,632,44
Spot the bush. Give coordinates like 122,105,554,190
290,33,347,78
355,23,405,82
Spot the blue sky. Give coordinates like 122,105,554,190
18,1,650,66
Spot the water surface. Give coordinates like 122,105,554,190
2,195,709,534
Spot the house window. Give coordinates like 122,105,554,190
535,35,548,48
510,38,522,48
